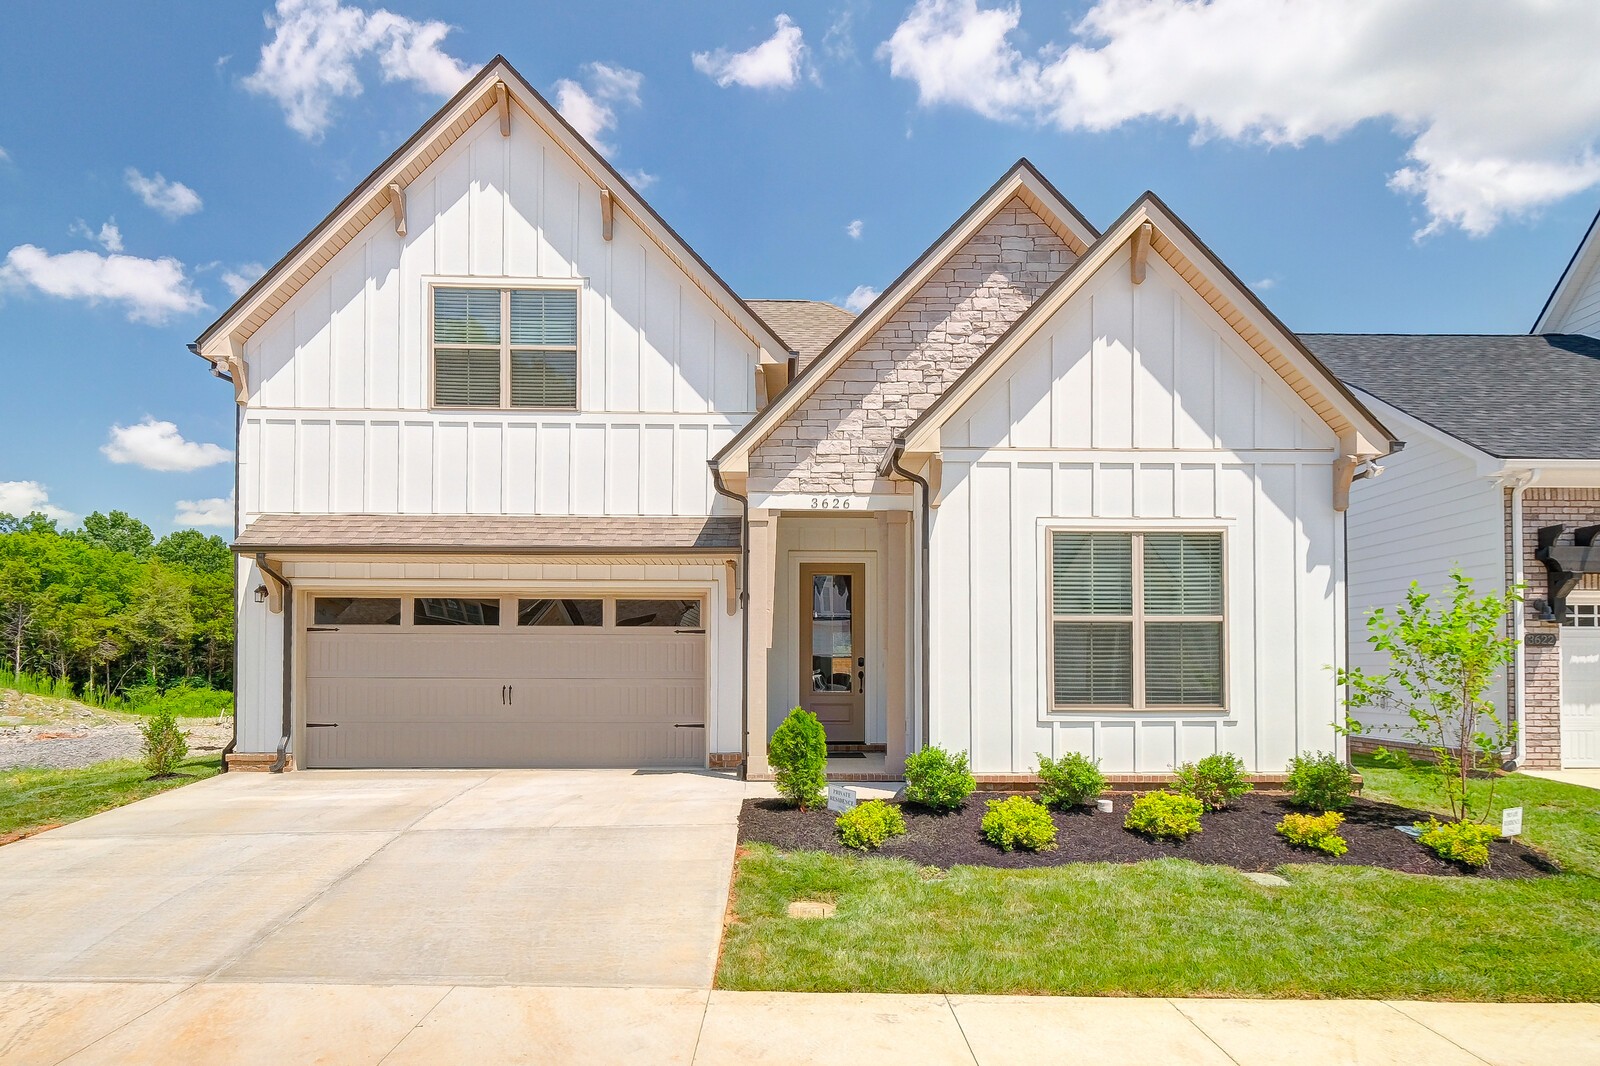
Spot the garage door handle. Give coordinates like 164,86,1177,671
674,723,705,728
307,627,340,633
676,629,705,634
307,723,338,728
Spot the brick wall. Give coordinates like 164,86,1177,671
748,197,1075,494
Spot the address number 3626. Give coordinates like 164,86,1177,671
808,496,854,510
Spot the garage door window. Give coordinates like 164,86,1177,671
314,597,402,625
617,599,701,628
519,598,603,626
414,597,501,626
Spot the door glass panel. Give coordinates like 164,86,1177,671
313,597,401,625
413,597,501,626
518,598,602,626
616,599,701,627
810,574,854,693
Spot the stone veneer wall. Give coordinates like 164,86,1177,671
747,197,1076,494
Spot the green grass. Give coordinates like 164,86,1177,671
716,763,1600,1001
0,754,222,838
1,670,233,718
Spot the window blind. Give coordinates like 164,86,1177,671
1053,621,1133,705
1052,532,1133,615
433,288,500,345
510,350,578,407
1144,621,1223,705
1144,532,1222,614
509,289,578,346
433,348,501,406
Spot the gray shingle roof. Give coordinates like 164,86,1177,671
235,514,741,553
747,299,855,370
1302,333,1600,459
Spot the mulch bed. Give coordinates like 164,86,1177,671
737,791,1557,879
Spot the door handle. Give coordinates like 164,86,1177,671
507,685,513,705
858,670,865,695
501,685,507,705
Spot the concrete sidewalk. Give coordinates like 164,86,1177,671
2,983,1595,1065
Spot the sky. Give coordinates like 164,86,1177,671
2,0,1599,535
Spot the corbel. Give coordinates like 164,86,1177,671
725,558,740,616
495,80,511,136
600,187,614,241
388,182,407,238
1129,221,1152,285
926,454,944,508
1332,454,1356,512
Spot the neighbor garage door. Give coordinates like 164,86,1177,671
302,594,707,768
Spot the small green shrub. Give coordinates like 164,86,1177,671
1173,752,1253,811
903,746,976,811
1124,790,1204,840
140,709,188,777
835,800,906,851
1416,817,1497,868
980,795,1058,852
1276,811,1349,856
769,707,827,810
1036,751,1105,809
1285,751,1354,811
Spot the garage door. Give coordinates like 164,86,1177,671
303,594,707,768
1561,606,1600,768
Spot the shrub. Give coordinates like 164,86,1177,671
835,800,906,851
769,707,827,810
903,746,976,811
1124,790,1204,841
1416,817,1497,868
1036,751,1105,810
1276,811,1348,856
140,709,188,777
980,796,1058,852
1173,752,1253,811
1285,751,1354,811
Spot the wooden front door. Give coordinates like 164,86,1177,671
798,563,866,743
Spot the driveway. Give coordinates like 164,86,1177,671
0,769,744,988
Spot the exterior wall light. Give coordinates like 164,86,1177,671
254,584,269,604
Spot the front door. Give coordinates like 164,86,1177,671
1561,623,1600,768
798,563,866,743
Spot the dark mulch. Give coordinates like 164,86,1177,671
738,791,1557,879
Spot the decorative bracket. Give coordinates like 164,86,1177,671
1535,523,1600,622
600,187,614,241
1129,221,1153,284
495,80,511,136
388,182,407,237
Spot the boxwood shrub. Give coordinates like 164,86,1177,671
903,746,976,811
835,800,907,851
1416,817,1497,868
1173,752,1252,811
1285,751,1354,811
1276,811,1348,856
1124,790,1204,841
980,796,1057,852
1036,751,1105,809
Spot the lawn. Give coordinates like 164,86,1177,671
716,760,1600,1000
0,754,223,839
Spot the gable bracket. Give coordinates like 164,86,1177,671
388,182,407,238
495,81,511,136
1129,221,1152,285
600,187,614,241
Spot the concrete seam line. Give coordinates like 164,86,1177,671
687,986,715,1063
52,980,196,1063
374,984,457,1065
943,994,983,1065
1381,1001,1494,1065
1166,999,1244,1065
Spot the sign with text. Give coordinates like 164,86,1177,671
1501,806,1523,837
827,784,858,813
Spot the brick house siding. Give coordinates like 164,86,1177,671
747,198,1076,494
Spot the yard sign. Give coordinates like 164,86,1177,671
827,785,858,813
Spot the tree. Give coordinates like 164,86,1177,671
0,512,60,535
1337,570,1519,823
154,529,232,575
76,511,155,559
0,551,44,676
124,566,195,683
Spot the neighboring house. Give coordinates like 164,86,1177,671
1316,206,1600,771
196,56,1395,778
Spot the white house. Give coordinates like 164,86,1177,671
196,56,1395,778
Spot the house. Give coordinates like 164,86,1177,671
1319,207,1600,771
195,56,1395,778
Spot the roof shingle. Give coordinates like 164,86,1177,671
747,299,855,370
234,514,741,554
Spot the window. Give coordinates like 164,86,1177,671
432,286,577,408
313,597,401,625
414,597,501,626
616,599,702,628
1050,531,1224,710
518,598,603,626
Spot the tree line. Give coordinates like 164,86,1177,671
0,509,233,700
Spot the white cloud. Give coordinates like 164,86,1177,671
221,262,267,298
693,14,809,90
622,169,658,190
70,218,123,252
823,10,857,62
553,62,645,156
243,0,474,140
841,284,879,312
879,0,1600,236
0,245,205,324
1251,277,1277,291
174,494,234,528
0,481,76,524
125,168,203,219
102,419,232,473
846,219,864,239
0,146,10,164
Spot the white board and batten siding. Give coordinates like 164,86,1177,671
1549,253,1600,338
928,250,1344,775
238,105,758,523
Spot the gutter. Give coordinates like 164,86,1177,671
254,553,294,773
708,463,751,780
886,440,932,751
1506,468,1542,769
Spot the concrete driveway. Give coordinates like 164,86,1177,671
0,769,744,988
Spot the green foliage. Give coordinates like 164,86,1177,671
1124,790,1205,840
1036,751,1105,809
980,795,1058,852
125,680,234,718
903,746,976,811
152,529,233,574
769,707,828,809
1337,570,1519,822
140,708,189,777
1276,811,1349,856
1416,817,1497,868
1285,751,1354,811
75,510,155,559
1172,752,1252,811
835,800,906,850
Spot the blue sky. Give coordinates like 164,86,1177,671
2,0,1597,533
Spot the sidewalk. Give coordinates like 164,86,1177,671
3,982,1595,1065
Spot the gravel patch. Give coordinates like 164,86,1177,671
0,688,232,771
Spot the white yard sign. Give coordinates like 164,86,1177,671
827,785,858,813
1501,806,1524,837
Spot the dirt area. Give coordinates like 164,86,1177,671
0,689,232,771
737,791,1556,880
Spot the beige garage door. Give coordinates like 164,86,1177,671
303,595,706,768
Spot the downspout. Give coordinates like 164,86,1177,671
254,553,294,773
709,463,750,779
886,440,931,751
1507,468,1542,770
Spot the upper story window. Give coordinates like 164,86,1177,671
431,286,578,409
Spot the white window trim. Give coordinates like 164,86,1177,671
1037,521,1231,716
427,278,583,412
308,592,705,632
